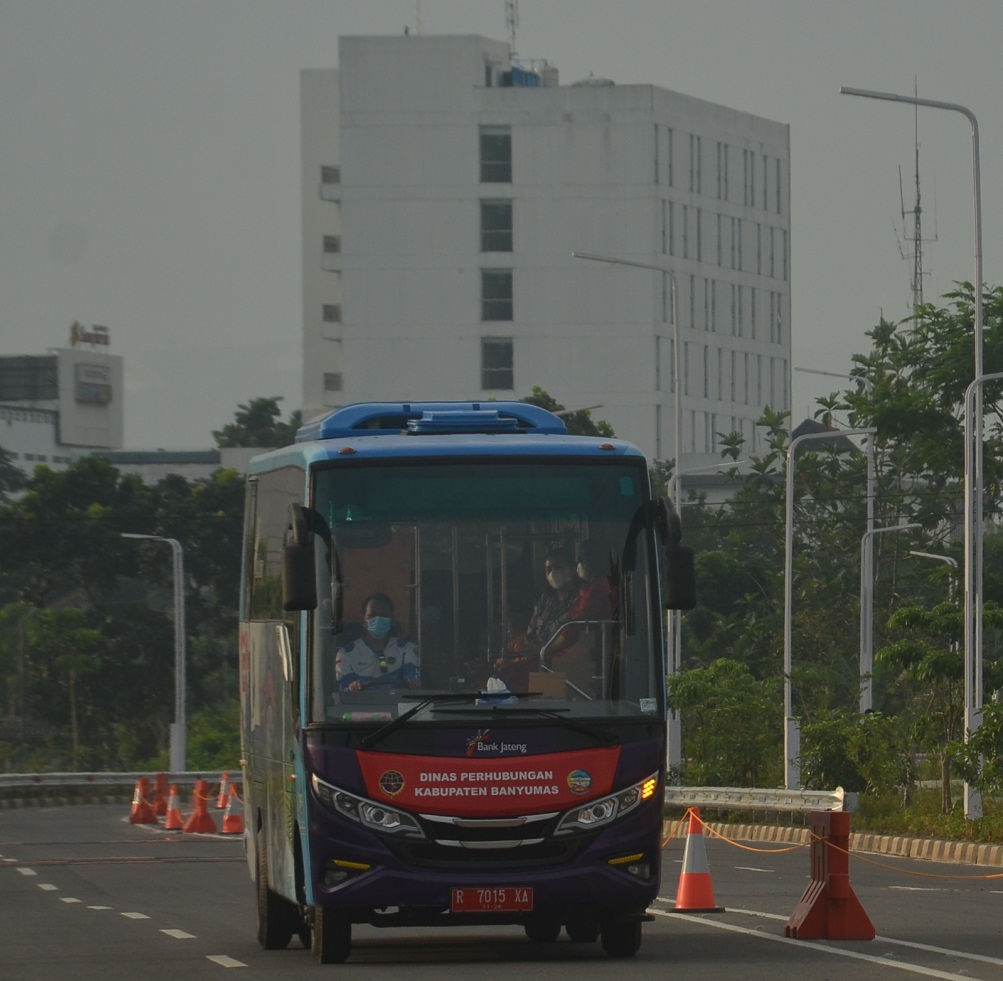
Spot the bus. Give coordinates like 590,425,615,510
238,401,696,963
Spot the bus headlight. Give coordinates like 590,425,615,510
312,775,425,839
553,772,658,835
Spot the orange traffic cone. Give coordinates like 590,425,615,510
221,785,244,835
129,776,159,825
153,772,169,817
182,779,218,834
216,771,231,809
163,784,184,831
674,809,724,913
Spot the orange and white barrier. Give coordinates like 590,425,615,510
163,784,184,831
216,772,231,810
221,786,244,835
674,808,724,913
182,778,219,834
128,776,159,825
125,773,246,835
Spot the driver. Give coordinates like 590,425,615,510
335,592,420,691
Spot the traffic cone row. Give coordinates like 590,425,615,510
125,775,242,836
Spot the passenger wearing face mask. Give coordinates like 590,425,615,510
521,547,583,660
335,592,420,692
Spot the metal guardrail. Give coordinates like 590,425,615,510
0,771,228,790
664,786,855,813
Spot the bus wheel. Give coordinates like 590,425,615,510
600,915,642,958
524,917,561,943
565,917,600,943
312,906,351,964
256,847,296,950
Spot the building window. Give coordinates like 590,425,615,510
480,199,513,252
664,200,674,256
776,159,783,215
716,142,728,200
667,127,674,186
481,269,513,321
480,126,512,183
323,372,342,392
689,134,702,193
322,304,341,324
481,337,513,390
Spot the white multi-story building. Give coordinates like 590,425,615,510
301,34,790,466
0,325,124,474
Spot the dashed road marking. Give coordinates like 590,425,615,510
88,905,113,910
206,955,247,968
38,883,58,891
162,929,196,939
121,911,150,920
60,897,82,904
17,867,37,876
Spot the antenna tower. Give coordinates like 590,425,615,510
505,0,519,59
897,79,936,310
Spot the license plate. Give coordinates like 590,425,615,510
451,886,534,913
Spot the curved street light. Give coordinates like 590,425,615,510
784,427,876,789
122,533,187,773
840,86,984,819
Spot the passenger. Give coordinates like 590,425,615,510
335,592,420,691
569,538,615,625
523,546,582,658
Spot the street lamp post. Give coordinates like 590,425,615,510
859,523,920,713
840,85,984,818
122,533,187,773
571,250,683,774
908,550,958,601
784,427,875,789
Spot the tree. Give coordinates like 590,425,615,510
877,601,1003,812
212,396,302,448
520,387,615,438
667,658,782,786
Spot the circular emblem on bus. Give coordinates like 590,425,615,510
567,769,592,795
379,770,405,797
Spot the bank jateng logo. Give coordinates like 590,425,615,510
567,769,592,794
465,730,528,756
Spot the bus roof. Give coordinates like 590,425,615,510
247,402,645,473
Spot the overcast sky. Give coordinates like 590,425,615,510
2,0,1001,449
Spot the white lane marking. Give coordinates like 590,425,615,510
734,866,773,873
17,867,37,876
121,912,150,920
654,909,981,981
38,883,58,891
206,955,247,968
88,906,113,910
162,929,196,939
659,902,1003,972
889,886,943,892
60,897,82,904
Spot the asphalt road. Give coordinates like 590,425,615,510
2,804,1003,980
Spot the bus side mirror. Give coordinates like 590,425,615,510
282,503,317,611
662,541,696,610
655,496,696,610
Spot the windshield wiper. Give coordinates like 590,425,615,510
437,704,618,746
359,691,483,750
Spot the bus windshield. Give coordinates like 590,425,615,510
307,458,661,723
